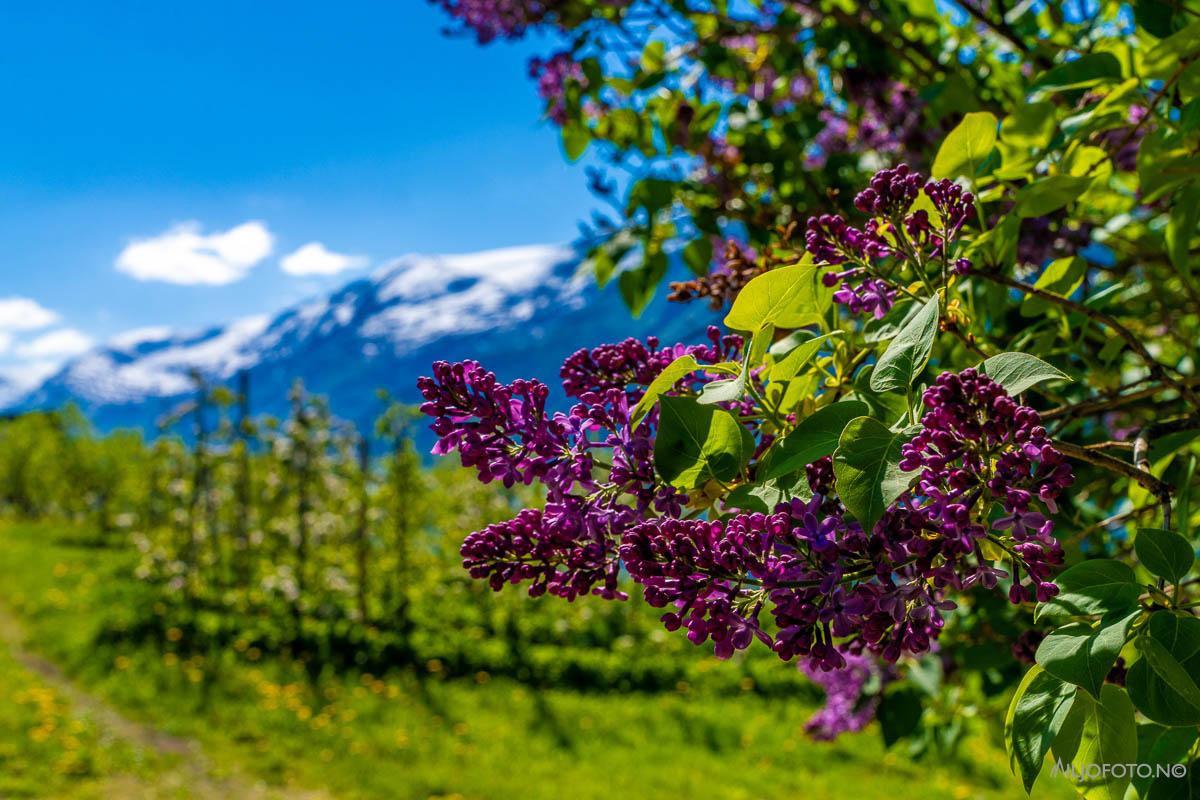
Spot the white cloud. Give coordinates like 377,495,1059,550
16,328,95,359
0,297,60,330
0,332,11,354
280,242,368,276
116,221,274,285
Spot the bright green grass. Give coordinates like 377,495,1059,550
0,623,170,798
0,520,1078,799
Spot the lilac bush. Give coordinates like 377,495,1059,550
434,1,1200,793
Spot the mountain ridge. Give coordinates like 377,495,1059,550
10,243,713,439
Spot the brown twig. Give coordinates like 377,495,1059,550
1041,378,1200,422
1068,503,1158,544
1055,440,1173,501
983,271,1200,410
1084,440,1135,452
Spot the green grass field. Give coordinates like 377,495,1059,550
0,520,1077,799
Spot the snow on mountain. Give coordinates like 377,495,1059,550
11,243,713,438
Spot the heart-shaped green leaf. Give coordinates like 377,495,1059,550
1134,527,1195,583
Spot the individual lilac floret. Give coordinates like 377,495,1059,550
831,275,896,319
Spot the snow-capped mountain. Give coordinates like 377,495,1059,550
11,244,713,438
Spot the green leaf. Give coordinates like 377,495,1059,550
1179,455,1197,539
869,298,939,393
979,352,1071,396
1136,0,1188,38
631,354,700,430
1166,186,1200,278
654,395,754,489
682,238,713,276
968,214,1020,271
1035,560,1142,622
997,102,1058,179
833,416,917,533
1138,129,1200,202
931,111,998,181
1036,612,1139,699
1060,79,1142,139
1141,635,1200,716
1005,666,1078,793
1014,175,1094,218
847,365,909,428
769,331,842,382
1069,685,1138,800
1031,53,1124,94
1133,725,1199,797
1146,760,1200,799
1052,690,1089,763
590,247,616,286
561,122,591,161
1128,613,1200,726
640,39,666,73
723,262,825,332
699,325,772,406
625,177,675,217
757,401,869,482
724,472,812,513
1020,256,1086,317
1135,527,1196,583
1000,101,1058,150
1144,21,1200,81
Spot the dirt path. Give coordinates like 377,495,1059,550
0,604,332,800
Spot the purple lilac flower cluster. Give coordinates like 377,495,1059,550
807,165,976,319
433,0,559,43
899,368,1073,602
434,0,632,43
614,368,1067,669
560,327,741,400
422,337,1072,737
618,493,946,669
1016,212,1094,268
807,78,939,170
461,502,635,601
419,332,740,601
529,51,584,125
801,650,882,740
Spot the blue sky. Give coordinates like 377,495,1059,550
0,1,595,389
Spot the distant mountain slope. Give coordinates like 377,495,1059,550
12,244,714,437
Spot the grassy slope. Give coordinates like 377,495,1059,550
0,640,167,798
0,521,1075,799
